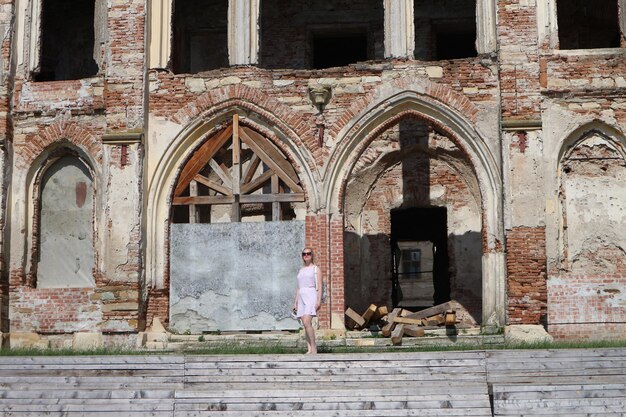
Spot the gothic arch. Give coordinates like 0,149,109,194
324,89,505,326
145,106,318,290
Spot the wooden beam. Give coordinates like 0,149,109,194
240,127,303,193
361,304,378,325
231,194,240,222
188,180,198,223
242,154,261,185
232,114,241,196
390,323,405,345
381,308,401,337
345,307,365,329
373,305,388,321
404,325,425,337
175,125,233,197
393,316,423,325
271,174,280,221
239,193,305,204
208,159,233,189
172,195,235,206
401,302,452,321
193,174,231,196
240,169,273,195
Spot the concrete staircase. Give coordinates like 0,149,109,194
0,348,624,416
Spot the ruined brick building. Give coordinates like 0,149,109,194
0,0,624,347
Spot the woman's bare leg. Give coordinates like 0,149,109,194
301,315,317,354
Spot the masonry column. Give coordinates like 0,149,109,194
384,0,414,59
101,0,146,332
228,0,260,65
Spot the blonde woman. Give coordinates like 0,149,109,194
292,247,322,354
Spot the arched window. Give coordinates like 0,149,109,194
171,114,305,223
37,155,95,287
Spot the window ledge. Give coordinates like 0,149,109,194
551,47,626,57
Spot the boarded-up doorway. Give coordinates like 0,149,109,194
169,115,306,332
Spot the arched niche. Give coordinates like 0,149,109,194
35,154,95,288
558,130,626,274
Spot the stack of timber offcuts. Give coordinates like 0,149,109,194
345,301,460,345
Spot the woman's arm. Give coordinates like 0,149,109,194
293,287,299,312
315,266,322,311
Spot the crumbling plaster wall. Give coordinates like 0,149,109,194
5,0,146,335
539,50,626,338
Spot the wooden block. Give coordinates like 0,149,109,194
445,310,457,326
361,304,378,324
381,308,401,337
392,316,422,325
345,307,365,329
372,305,388,321
403,325,425,337
390,324,405,345
424,314,445,326
399,309,414,317
402,302,452,321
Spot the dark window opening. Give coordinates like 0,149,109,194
414,0,477,61
557,0,621,49
259,0,384,69
172,0,228,74
35,0,98,81
433,20,477,60
312,29,368,69
391,207,450,309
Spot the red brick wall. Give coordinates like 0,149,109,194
506,227,548,324
146,288,169,329
105,0,145,131
497,0,541,120
10,287,101,333
548,276,626,340
305,214,334,328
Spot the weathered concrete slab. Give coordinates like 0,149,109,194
170,221,304,332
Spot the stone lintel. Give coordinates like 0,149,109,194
502,119,543,131
102,130,144,145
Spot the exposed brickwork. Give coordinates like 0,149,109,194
10,287,101,333
305,214,331,328
145,288,170,329
104,0,145,130
497,0,541,119
548,276,626,340
506,227,548,325
14,119,104,170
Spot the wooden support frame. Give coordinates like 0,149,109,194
173,115,305,222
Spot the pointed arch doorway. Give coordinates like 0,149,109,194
169,114,306,332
